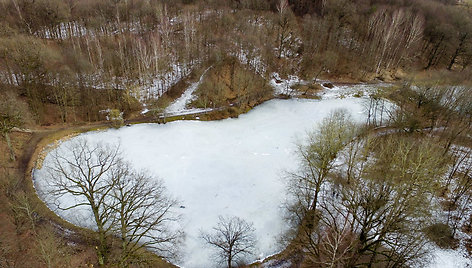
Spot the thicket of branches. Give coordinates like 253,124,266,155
42,139,182,267
286,75,472,266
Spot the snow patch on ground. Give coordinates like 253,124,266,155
261,258,292,268
427,246,472,268
426,145,472,268
320,82,390,100
140,61,194,100
141,105,149,114
269,73,302,95
165,67,212,116
269,73,390,100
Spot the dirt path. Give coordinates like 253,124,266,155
21,124,101,170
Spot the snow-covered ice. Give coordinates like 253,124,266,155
34,98,366,267
33,95,471,267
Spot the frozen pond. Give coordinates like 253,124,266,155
33,97,367,267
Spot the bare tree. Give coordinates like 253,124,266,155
45,139,121,265
365,8,424,74
444,146,472,237
275,0,296,59
364,90,390,128
340,136,446,267
288,124,447,266
10,192,40,234
34,228,71,268
305,198,358,268
202,216,257,268
44,139,182,266
8,186,71,268
109,164,182,267
288,109,357,216
312,51,338,84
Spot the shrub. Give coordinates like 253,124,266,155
107,109,124,128
424,223,458,249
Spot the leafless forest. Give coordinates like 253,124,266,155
1,0,472,267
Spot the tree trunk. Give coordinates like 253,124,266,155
367,243,380,268
228,255,232,268
4,132,15,161
425,35,444,70
448,47,461,71
97,229,107,266
120,213,129,268
91,204,108,266
447,33,467,71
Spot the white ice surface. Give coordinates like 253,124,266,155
34,98,366,267
33,96,470,268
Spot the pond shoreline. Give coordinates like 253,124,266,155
32,97,371,268
26,79,387,266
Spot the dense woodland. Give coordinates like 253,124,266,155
0,0,471,123
1,0,472,267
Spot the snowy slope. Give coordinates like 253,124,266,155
165,67,212,116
